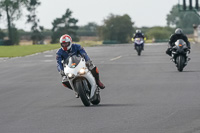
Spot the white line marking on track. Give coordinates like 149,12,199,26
110,56,122,61
44,55,53,57
44,60,54,62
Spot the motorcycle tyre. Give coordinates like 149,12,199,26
91,93,101,105
176,55,185,72
136,46,142,56
75,79,90,106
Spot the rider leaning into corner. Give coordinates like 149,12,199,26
132,30,145,50
166,28,191,56
56,34,105,97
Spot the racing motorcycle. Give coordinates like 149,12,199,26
63,55,100,106
134,37,144,56
171,39,190,72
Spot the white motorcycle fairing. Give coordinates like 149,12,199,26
63,56,97,99
134,38,144,45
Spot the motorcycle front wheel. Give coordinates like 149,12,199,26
136,46,142,56
75,79,90,106
176,55,185,72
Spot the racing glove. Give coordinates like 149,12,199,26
86,60,95,70
187,49,191,54
166,48,172,56
60,70,65,76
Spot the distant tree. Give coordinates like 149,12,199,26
0,29,6,39
98,14,134,43
0,0,28,45
145,26,174,40
166,4,200,34
51,9,79,43
77,22,98,36
11,27,20,44
26,0,44,44
135,27,148,35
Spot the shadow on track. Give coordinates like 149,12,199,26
64,103,140,108
182,70,200,72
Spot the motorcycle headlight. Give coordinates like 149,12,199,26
79,68,86,75
179,44,183,48
68,73,75,79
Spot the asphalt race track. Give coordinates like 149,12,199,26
1,43,200,133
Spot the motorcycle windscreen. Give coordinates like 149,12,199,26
175,39,186,47
135,38,143,44
135,38,141,41
64,55,82,68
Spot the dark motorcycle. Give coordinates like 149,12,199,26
171,39,190,72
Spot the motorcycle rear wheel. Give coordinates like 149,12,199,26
91,93,101,105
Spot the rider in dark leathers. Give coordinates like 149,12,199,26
166,28,191,56
56,34,105,97
133,30,145,50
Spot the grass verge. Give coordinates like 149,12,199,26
0,44,60,57
0,41,102,57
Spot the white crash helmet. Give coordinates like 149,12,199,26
59,34,72,51
136,30,141,33
175,28,183,35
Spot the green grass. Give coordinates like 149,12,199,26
0,41,103,57
0,44,60,57
76,41,102,47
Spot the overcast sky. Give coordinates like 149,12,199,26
0,0,179,30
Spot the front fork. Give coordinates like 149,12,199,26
67,76,77,92
68,72,98,99
134,43,144,49
171,53,190,65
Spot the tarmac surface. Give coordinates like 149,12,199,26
0,43,200,133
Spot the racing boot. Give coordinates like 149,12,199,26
185,57,191,65
91,67,105,89
75,92,79,98
170,58,175,62
97,80,105,89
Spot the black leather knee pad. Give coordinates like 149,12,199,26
90,67,99,81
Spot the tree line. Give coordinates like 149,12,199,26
0,1,199,45
0,0,43,45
